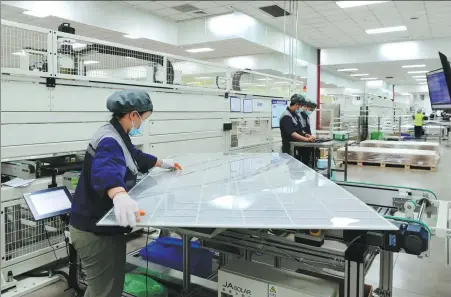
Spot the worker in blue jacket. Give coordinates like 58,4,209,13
69,89,182,297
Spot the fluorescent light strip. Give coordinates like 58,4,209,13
123,34,141,39
83,60,99,65
337,68,358,72
257,78,272,81
256,84,266,87
23,10,50,18
366,26,407,34
419,82,427,85
416,78,427,81
360,77,378,80
402,64,426,68
185,48,214,53
408,70,429,74
12,51,26,56
412,75,425,78
196,77,211,79
336,1,387,9
350,73,369,77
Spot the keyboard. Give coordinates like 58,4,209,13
315,138,333,143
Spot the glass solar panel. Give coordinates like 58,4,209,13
97,153,397,230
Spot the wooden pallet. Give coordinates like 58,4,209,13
346,161,437,171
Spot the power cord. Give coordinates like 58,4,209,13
146,226,150,297
44,225,61,268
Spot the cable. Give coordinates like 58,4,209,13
44,225,60,268
146,226,150,297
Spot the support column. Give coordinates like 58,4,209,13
377,250,394,297
274,256,282,268
344,243,367,297
182,235,191,293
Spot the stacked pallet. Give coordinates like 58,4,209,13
360,140,440,153
337,146,439,170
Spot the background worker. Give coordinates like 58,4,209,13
298,100,317,166
280,94,314,165
413,109,428,139
70,89,182,297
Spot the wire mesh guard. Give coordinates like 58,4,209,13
231,71,292,97
230,119,270,148
3,202,65,263
1,23,49,73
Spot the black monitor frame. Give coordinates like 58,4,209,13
426,68,451,110
23,186,72,221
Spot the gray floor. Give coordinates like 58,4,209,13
19,142,451,297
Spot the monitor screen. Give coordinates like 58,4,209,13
271,99,288,128
243,99,253,113
427,69,451,109
24,186,72,220
230,96,241,112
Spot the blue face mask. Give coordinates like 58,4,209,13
129,113,144,137
306,110,312,116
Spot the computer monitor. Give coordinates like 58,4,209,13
426,69,451,110
23,186,72,220
230,96,241,112
439,52,451,99
271,99,288,128
243,99,253,113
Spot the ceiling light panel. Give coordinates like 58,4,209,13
360,77,378,80
185,48,214,53
23,10,50,18
408,70,429,74
412,75,426,78
123,34,141,39
336,1,387,9
366,26,407,34
337,68,358,72
350,74,369,77
402,64,426,68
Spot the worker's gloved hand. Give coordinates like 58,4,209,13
161,159,183,170
113,192,139,228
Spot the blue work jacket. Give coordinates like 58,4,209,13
70,117,157,234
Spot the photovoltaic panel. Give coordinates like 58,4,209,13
97,153,397,231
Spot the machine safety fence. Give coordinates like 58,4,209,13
2,199,66,266
1,19,299,97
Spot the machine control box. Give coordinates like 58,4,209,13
218,261,338,297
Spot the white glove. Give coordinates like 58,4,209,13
161,159,183,170
113,192,139,228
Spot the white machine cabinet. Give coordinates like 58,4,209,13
218,261,338,297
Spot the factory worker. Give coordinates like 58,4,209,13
279,94,314,164
300,100,317,137
413,109,428,139
69,89,182,297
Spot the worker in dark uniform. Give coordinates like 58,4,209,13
280,94,314,165
298,100,317,167
69,89,182,297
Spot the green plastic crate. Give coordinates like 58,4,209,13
370,131,384,140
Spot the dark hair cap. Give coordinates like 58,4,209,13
107,89,153,114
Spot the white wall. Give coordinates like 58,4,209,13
177,12,318,64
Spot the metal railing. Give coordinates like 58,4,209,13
1,19,299,97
